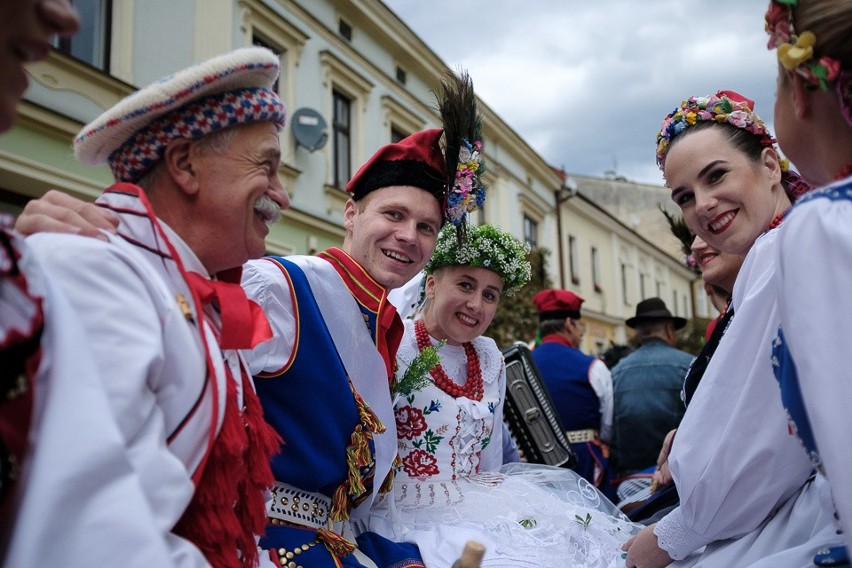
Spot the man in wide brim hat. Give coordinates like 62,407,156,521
625,297,687,330
610,297,693,479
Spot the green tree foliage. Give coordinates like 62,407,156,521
675,316,712,357
485,247,552,349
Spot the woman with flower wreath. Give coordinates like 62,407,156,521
622,90,835,568
765,0,852,564
360,223,639,568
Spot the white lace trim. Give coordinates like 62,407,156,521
653,507,703,561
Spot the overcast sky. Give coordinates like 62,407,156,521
383,1,778,187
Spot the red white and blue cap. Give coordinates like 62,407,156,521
74,47,286,183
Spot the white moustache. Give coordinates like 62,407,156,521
254,194,282,226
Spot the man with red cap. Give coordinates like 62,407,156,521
531,288,615,497
241,72,484,567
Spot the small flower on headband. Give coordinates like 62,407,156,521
445,138,486,227
765,0,796,48
778,30,815,70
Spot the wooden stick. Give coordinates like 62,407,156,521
452,541,486,568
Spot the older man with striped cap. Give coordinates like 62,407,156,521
25,47,288,568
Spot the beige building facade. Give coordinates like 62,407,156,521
3,0,699,352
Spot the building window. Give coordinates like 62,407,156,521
672,291,678,315
683,294,688,318
639,271,646,300
332,90,352,189
54,0,111,70
591,246,601,293
621,263,629,305
338,19,352,41
523,215,538,248
656,280,662,297
568,235,580,285
395,66,407,85
390,126,407,144
320,51,373,193
382,95,424,147
252,35,281,93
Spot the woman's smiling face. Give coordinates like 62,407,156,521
665,126,786,256
421,266,503,346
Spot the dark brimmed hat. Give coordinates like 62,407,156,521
533,289,584,321
626,297,687,329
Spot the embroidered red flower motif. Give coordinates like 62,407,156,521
395,405,427,440
402,448,439,479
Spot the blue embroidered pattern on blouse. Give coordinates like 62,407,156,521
771,328,821,468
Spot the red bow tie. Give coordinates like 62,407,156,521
185,271,272,350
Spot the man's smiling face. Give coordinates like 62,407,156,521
342,184,442,289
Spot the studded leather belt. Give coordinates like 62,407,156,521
268,482,331,530
565,428,598,444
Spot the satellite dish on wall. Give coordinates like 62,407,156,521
291,107,328,152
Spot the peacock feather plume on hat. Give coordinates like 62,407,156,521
437,69,486,239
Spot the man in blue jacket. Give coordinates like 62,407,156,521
531,289,614,496
610,297,693,479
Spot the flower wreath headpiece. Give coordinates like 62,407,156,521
655,90,775,169
765,0,841,91
425,224,531,296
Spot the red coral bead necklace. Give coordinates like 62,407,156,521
414,319,483,401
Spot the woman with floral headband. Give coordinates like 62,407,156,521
622,90,834,568
359,223,639,568
766,0,852,563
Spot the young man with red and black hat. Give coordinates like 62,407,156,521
241,133,444,567
530,288,615,499
241,74,484,568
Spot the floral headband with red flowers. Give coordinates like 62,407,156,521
765,0,841,91
655,90,775,169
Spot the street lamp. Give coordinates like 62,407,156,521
555,177,578,289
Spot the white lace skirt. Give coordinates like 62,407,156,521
360,463,639,568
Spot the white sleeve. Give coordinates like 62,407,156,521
25,234,208,567
388,271,425,320
655,232,813,560
588,359,613,442
241,258,297,376
777,197,852,551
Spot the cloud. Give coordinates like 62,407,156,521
384,0,779,185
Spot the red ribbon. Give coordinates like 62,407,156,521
185,271,272,350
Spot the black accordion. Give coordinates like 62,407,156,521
502,342,576,469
